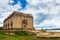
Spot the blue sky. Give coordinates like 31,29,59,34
0,0,60,29
9,0,28,10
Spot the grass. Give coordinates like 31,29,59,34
0,32,60,40
0,33,36,40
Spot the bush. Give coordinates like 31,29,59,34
0,32,5,35
15,31,29,36
0,27,2,30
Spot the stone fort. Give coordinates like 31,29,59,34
3,11,35,34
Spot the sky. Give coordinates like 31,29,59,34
0,0,60,29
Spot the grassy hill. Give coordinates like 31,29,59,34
0,32,60,40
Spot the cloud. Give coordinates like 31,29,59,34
9,0,28,10
0,0,22,12
20,0,60,29
0,0,22,26
0,0,60,30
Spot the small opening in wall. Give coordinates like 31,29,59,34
11,21,13,30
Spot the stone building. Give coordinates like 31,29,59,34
3,11,35,33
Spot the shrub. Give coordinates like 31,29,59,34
15,31,29,36
0,32,5,35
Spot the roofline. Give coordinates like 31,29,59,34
4,11,33,22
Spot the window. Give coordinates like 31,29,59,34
22,18,28,29
11,21,13,27
8,22,9,27
22,19,28,25
11,21,13,30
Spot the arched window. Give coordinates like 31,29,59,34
11,21,12,27
22,19,28,25
8,22,9,30
11,21,13,30
22,18,28,29
8,22,9,27
5,23,7,30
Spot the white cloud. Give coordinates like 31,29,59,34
9,0,14,3
56,0,60,4
0,0,22,26
0,0,60,30
20,0,60,29
0,0,22,12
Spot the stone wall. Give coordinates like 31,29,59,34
3,11,35,33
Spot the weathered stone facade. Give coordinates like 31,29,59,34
3,11,35,33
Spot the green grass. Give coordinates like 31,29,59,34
0,33,36,40
0,32,60,40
